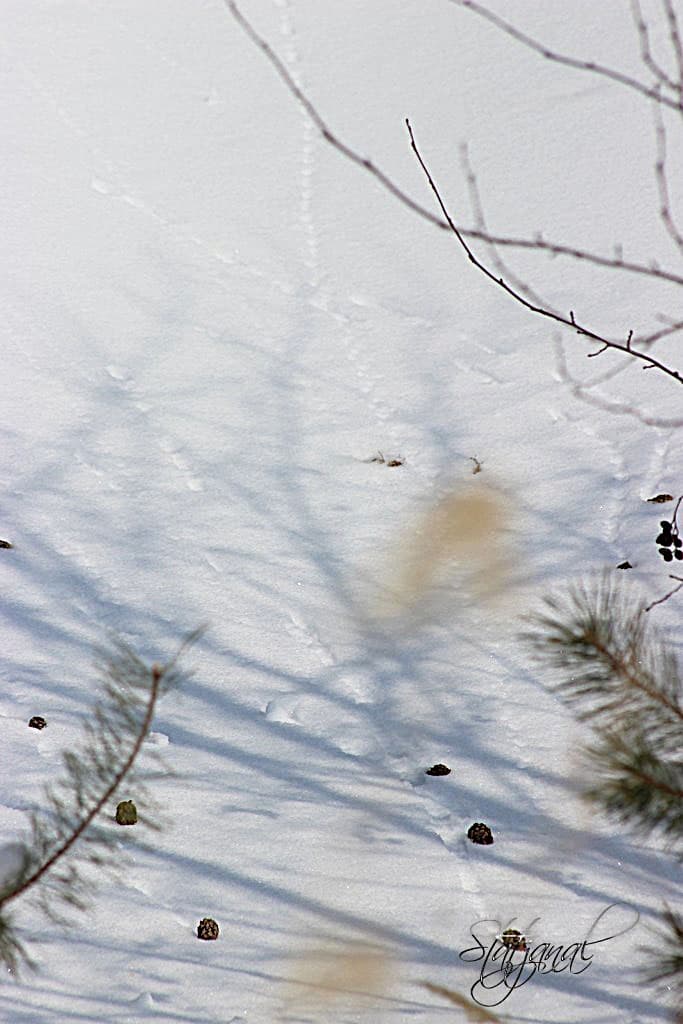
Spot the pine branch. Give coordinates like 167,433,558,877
523,573,683,845
525,574,682,739
584,725,683,840
0,627,203,974
525,576,682,1015
641,904,683,1024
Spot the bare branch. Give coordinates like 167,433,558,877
662,0,683,97
226,0,683,390
225,0,446,232
653,94,683,257
407,120,683,385
631,0,681,96
225,0,683,291
645,575,683,612
485,235,683,290
553,336,683,427
448,0,683,113
459,142,551,312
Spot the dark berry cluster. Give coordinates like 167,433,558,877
656,520,683,562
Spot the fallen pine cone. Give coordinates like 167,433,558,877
500,928,527,951
467,822,493,845
115,799,138,826
197,917,219,940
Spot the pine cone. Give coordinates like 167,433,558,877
467,822,493,845
115,799,138,825
197,917,220,940
28,716,47,730
500,928,526,951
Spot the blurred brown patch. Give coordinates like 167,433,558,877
282,942,392,1016
373,483,511,619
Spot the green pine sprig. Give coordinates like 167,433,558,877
0,627,203,975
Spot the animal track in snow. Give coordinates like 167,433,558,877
103,365,204,493
273,0,320,286
285,610,335,667
264,696,301,725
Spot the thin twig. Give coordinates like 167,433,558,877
227,0,683,388
653,93,683,257
225,0,446,231
645,575,683,612
553,336,683,427
406,120,683,385
662,0,683,99
459,141,551,312
448,0,683,113
631,0,680,96
225,0,683,290
672,494,683,535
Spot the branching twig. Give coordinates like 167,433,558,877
226,0,683,399
459,141,550,313
631,0,681,97
448,0,683,113
645,575,683,612
553,336,683,427
224,0,683,292
406,120,683,385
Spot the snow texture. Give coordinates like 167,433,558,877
0,1,680,1021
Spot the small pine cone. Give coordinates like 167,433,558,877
425,763,451,776
28,716,47,730
467,822,494,845
115,799,138,825
197,917,220,941
500,928,526,951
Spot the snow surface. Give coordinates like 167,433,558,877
1,1,681,1021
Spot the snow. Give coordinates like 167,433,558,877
0,0,680,1021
